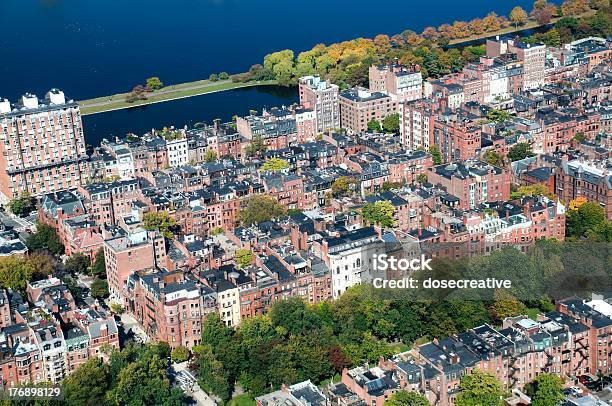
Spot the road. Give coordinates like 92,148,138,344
0,211,36,233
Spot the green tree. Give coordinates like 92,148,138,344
260,158,290,172
209,73,219,82
507,143,534,161
219,72,230,80
62,358,109,406
245,134,267,157
385,391,430,406
416,173,428,184
429,145,442,165
529,373,564,406
367,119,382,133
510,6,529,26
192,344,232,402
361,200,396,228
146,77,163,91
204,149,217,163
573,131,586,142
91,248,106,277
65,253,91,275
486,109,511,123
143,211,177,239
263,49,296,86
0,256,34,293
566,201,608,239
171,346,191,363
455,370,504,406
90,278,109,299
28,252,56,281
8,193,36,217
382,113,400,133
235,249,254,268
483,150,503,167
240,195,286,226
25,223,64,255
490,290,528,323
110,303,125,314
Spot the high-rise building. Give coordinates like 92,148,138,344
298,76,340,133
0,90,88,201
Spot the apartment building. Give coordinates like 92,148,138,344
369,64,423,102
427,161,511,210
399,99,436,150
339,88,397,134
299,75,340,133
555,158,612,219
0,90,88,201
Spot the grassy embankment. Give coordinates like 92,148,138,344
78,79,278,115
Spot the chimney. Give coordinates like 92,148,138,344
505,210,510,220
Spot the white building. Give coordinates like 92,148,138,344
166,136,189,168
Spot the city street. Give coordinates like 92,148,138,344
172,362,217,406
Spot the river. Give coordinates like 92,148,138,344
1,0,536,144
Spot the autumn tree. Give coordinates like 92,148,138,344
332,176,358,198
240,195,286,226
204,149,217,162
263,49,296,86
143,211,178,239
510,6,529,27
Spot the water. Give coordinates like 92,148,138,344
1,0,536,143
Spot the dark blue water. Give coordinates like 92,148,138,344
1,0,535,143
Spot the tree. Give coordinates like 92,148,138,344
91,248,106,277
428,145,442,165
235,249,253,268
510,6,529,27
25,223,64,255
209,73,219,82
561,0,591,15
8,193,36,217
65,253,91,275
507,143,534,161
110,303,125,314
573,131,586,142
263,49,296,86
361,200,395,228
385,391,430,406
28,252,57,281
455,370,504,406
511,184,555,200
382,113,400,133
260,158,289,172
204,149,217,163
219,72,230,80
245,134,267,157
416,173,428,184
90,278,109,299
240,195,286,226
528,373,564,406
332,176,358,197
486,109,510,123
146,77,163,91
367,119,382,133
62,358,109,406
566,201,608,239
193,344,232,402
490,290,528,323
0,255,34,293
143,211,177,239
171,346,190,363
483,150,503,167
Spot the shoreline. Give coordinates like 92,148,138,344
79,80,278,116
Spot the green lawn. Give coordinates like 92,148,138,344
228,394,256,406
78,80,277,115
